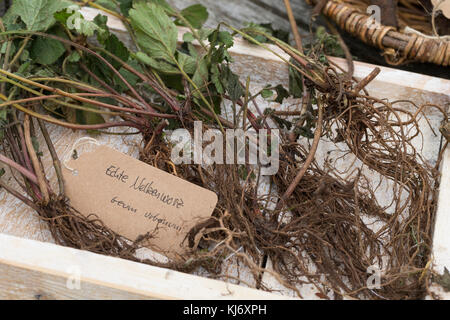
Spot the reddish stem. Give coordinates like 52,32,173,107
0,153,39,185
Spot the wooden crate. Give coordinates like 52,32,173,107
0,8,449,300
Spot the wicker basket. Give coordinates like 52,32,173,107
307,0,450,66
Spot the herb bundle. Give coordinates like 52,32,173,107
0,0,447,300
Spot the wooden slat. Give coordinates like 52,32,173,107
0,233,286,300
429,146,450,299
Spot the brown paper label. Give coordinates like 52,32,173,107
62,145,217,256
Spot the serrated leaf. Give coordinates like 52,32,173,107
55,7,100,37
211,64,223,94
7,0,72,31
222,66,243,102
146,0,176,15
192,57,208,90
177,51,197,74
136,51,179,74
77,16,100,37
130,2,177,64
104,34,129,69
176,4,208,29
209,30,234,48
31,36,66,65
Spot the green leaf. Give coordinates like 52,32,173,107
130,2,177,64
53,10,71,24
92,14,111,44
289,65,303,98
177,51,197,74
19,50,30,62
198,28,214,41
117,0,133,16
31,37,66,65
17,61,31,74
33,68,56,78
77,17,100,37
67,51,81,63
183,32,195,43
271,115,292,130
435,267,450,292
176,4,208,29
55,7,100,37
243,23,289,44
295,125,314,138
0,108,7,121
104,34,129,69
93,0,117,11
274,84,289,104
192,57,208,90
145,0,176,15
222,66,243,102
114,62,141,92
261,88,274,99
209,30,234,49
135,51,179,74
207,30,234,64
31,136,41,155
7,0,72,31
211,64,223,94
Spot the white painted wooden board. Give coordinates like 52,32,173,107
0,6,448,299
0,233,285,300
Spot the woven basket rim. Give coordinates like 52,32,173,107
308,0,450,66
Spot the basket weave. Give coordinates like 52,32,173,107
307,0,450,66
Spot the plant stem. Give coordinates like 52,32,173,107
0,70,174,118
0,178,39,211
0,92,139,130
24,115,50,204
37,118,65,197
283,0,303,52
7,36,30,68
0,153,39,185
19,31,153,112
175,60,225,132
276,96,324,210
